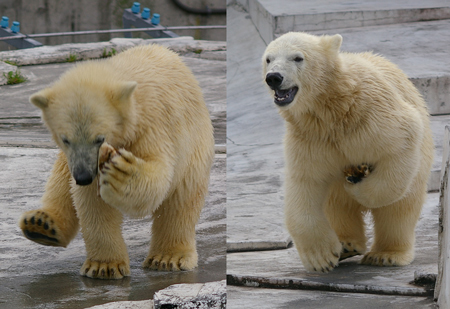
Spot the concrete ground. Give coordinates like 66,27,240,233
0,39,226,309
227,1,448,307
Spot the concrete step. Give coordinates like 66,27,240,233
242,0,450,44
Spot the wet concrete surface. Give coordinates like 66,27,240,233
0,45,226,309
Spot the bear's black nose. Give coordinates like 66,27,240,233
73,169,94,186
265,72,283,89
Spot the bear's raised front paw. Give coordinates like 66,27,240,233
344,164,372,184
19,210,65,247
360,251,413,267
143,251,198,271
98,147,137,206
80,259,130,279
339,240,365,261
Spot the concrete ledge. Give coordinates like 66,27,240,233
86,300,154,309
153,280,226,309
0,37,226,67
245,0,450,44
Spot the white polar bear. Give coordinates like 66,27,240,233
262,32,434,272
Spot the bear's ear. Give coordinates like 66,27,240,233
30,91,49,110
323,34,343,52
114,81,137,102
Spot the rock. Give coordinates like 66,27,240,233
153,280,226,309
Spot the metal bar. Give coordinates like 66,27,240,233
0,25,226,41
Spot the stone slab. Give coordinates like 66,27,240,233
0,148,225,309
227,285,437,309
227,192,439,294
153,280,226,309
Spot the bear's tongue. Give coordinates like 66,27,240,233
274,87,298,106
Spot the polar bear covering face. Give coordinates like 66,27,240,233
262,32,434,272
19,45,215,279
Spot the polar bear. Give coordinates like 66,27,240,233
262,32,434,272
19,44,215,279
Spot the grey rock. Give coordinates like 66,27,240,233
153,280,226,309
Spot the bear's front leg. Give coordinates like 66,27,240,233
98,145,172,218
285,179,342,272
72,184,130,279
19,152,79,247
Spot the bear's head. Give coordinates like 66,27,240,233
30,64,137,186
262,32,342,111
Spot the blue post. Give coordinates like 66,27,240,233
131,2,140,14
11,21,20,33
1,16,9,28
151,13,160,25
142,8,150,19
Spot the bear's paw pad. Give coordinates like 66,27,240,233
19,210,62,247
143,252,198,271
360,251,413,267
339,241,365,261
80,259,130,279
344,164,372,184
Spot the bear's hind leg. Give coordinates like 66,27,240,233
361,188,424,266
144,188,204,271
19,152,79,247
325,183,367,261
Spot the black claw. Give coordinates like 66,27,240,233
51,229,56,235
44,223,49,230
313,267,317,271
388,258,393,264
333,252,339,258
37,219,42,226
30,216,35,224
24,218,27,225
343,248,349,253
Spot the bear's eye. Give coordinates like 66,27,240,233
62,137,70,146
294,57,303,62
94,136,105,145
266,58,270,64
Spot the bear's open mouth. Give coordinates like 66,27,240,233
274,87,298,106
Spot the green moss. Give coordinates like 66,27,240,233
101,48,117,58
3,70,27,85
193,49,203,54
66,54,78,63
4,60,17,66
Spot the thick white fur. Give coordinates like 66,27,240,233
262,32,434,272
20,45,215,279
